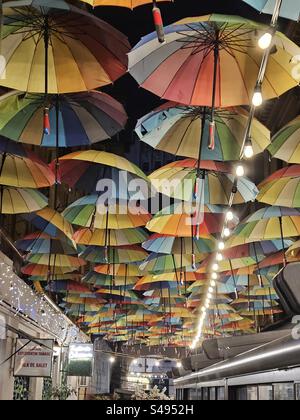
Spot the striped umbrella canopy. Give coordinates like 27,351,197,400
268,117,300,164
21,263,77,276
142,233,216,255
258,250,300,269
80,245,148,264
246,286,278,299
231,297,279,309
258,173,300,208
150,160,258,203
74,227,148,246
0,152,55,188
219,274,272,288
63,199,151,229
129,14,300,106
80,0,171,7
16,232,78,255
25,207,74,242
224,239,293,258
136,104,270,161
146,204,227,237
134,280,188,291
0,187,48,214
259,165,300,186
57,150,149,187
46,281,91,295
0,135,37,157
138,272,207,284
139,252,207,274
188,281,236,295
226,207,300,247
243,0,300,21
197,254,264,274
83,271,138,287
94,263,144,277
215,318,255,333
25,253,86,268
0,91,128,147
286,240,300,258
29,273,82,282
0,0,130,93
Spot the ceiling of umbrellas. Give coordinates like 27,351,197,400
0,0,300,350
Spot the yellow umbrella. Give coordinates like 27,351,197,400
81,0,170,7
74,227,148,246
0,187,48,214
25,254,86,268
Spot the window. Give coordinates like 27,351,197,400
274,383,295,401
209,387,216,401
236,387,247,401
247,386,258,400
296,384,300,401
216,387,225,401
202,387,209,401
258,385,273,401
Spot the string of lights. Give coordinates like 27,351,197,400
190,0,283,350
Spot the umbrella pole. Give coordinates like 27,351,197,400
54,95,60,210
279,217,287,266
208,43,219,151
253,242,263,287
229,259,238,299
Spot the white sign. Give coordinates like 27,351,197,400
69,343,93,361
14,339,54,378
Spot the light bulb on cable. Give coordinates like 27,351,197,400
258,30,273,50
223,227,231,238
218,241,225,251
252,84,263,107
216,253,223,262
210,280,216,287
211,272,218,280
244,137,254,159
236,165,245,177
226,210,234,222
212,263,219,271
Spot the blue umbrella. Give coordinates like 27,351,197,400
244,0,300,21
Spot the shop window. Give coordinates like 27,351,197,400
274,383,295,401
258,385,273,400
216,387,225,401
296,384,300,401
13,377,30,400
209,387,216,401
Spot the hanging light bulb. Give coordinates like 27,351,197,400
218,241,225,251
236,165,245,177
216,253,223,262
223,227,231,237
212,263,219,271
210,280,216,287
226,210,234,222
252,84,263,107
208,287,214,294
244,137,254,159
258,29,274,50
211,272,218,280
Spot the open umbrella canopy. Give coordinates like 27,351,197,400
80,0,170,7
0,152,55,188
223,240,293,259
150,160,258,203
268,117,300,164
21,263,77,276
74,227,148,246
146,204,226,237
243,0,300,21
136,104,270,161
0,0,130,93
46,281,91,295
142,233,216,255
94,263,144,277
80,245,148,264
258,172,300,208
25,253,86,268
139,252,207,274
29,273,82,282
0,91,128,147
15,232,78,255
226,207,300,247
0,187,48,214
63,199,151,229
25,207,74,242
129,14,300,106
83,271,137,287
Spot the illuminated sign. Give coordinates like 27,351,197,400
67,343,94,377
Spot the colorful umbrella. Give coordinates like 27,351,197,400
0,152,55,188
129,14,300,106
21,264,77,276
1,0,130,93
0,187,48,214
74,227,148,246
142,233,215,255
136,104,270,161
139,252,207,274
83,271,138,287
25,253,86,268
243,0,300,21
268,117,300,164
80,245,148,264
25,207,74,242
150,160,258,203
94,263,143,277
46,281,92,295
63,199,151,229
0,91,128,147
227,207,300,247
258,171,300,208
80,0,170,7
16,232,78,255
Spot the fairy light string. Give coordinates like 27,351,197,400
191,0,284,350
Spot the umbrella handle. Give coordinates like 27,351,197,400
152,2,165,44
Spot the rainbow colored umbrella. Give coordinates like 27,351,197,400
16,232,78,255
268,117,300,164
0,187,48,214
139,252,207,274
25,207,74,242
21,264,77,276
136,104,270,161
0,0,130,93
80,245,148,264
258,170,300,208
129,14,300,106
46,281,92,295
29,273,82,282
0,152,55,188
243,0,300,21
80,0,170,7
142,234,215,255
150,159,258,203
63,199,151,229
25,253,86,268
74,227,148,246
94,263,143,277
83,271,137,287
0,91,127,147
